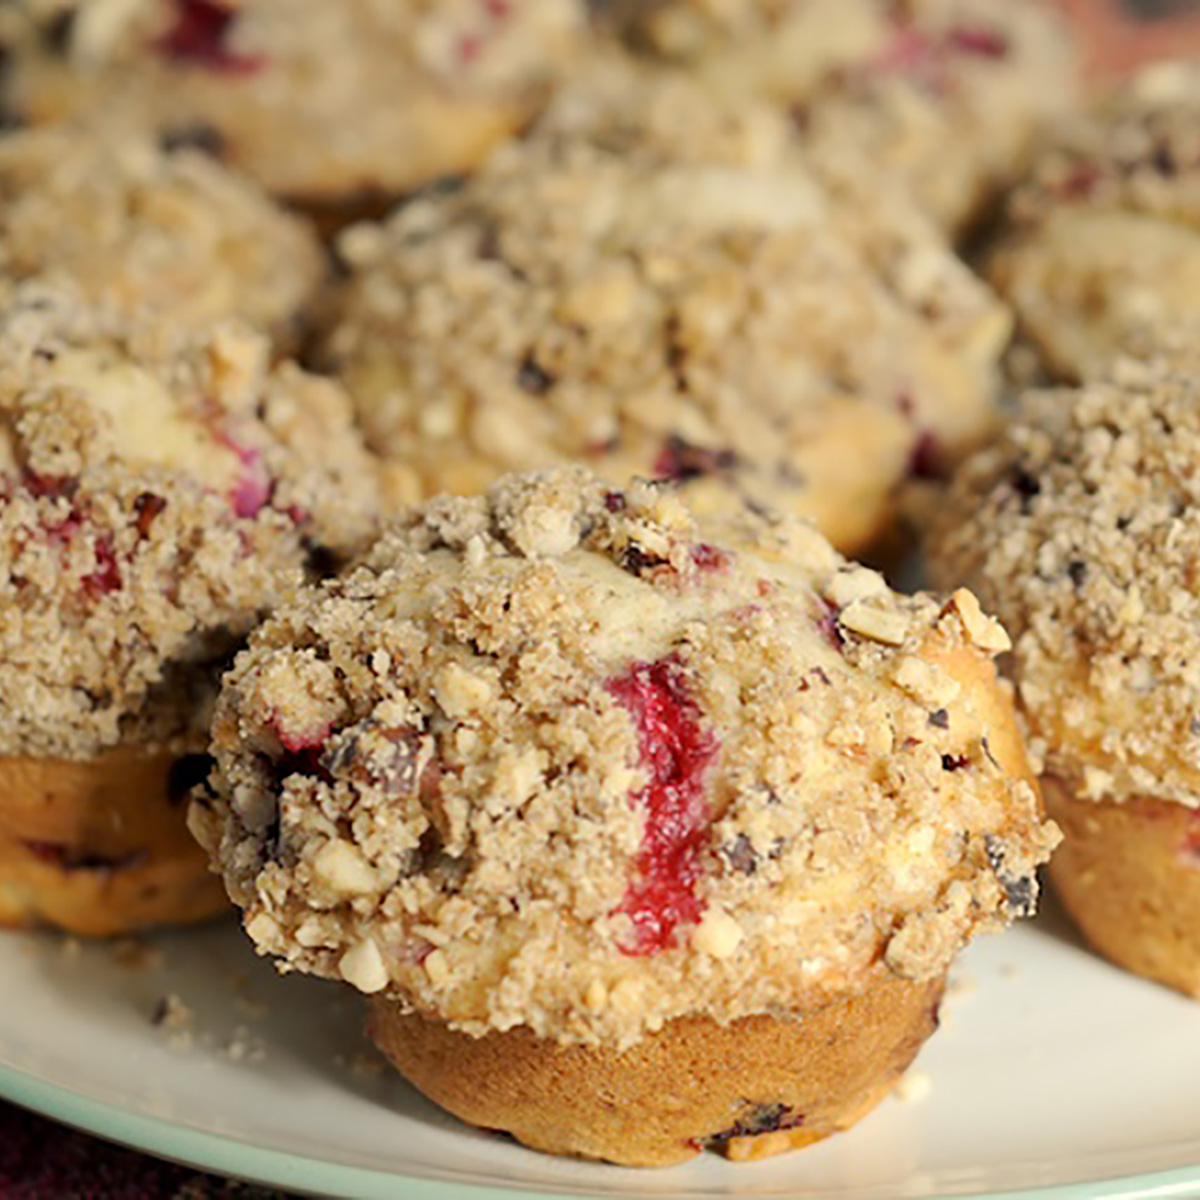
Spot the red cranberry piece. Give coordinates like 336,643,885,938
691,544,729,573
873,28,938,77
947,25,1009,59
653,437,737,484
220,437,273,519
155,1,264,74
606,657,718,956
815,598,845,652
908,431,944,481
275,723,331,756
23,470,76,501
81,534,122,598
1057,162,1102,201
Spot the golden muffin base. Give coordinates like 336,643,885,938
0,744,227,936
1044,778,1200,998
368,969,945,1167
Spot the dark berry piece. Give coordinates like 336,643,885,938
133,491,168,538
620,543,668,575
516,356,555,396
719,833,759,877
708,1102,803,1145
928,708,950,729
159,122,228,158
908,431,944,481
653,436,737,484
941,753,970,772
691,544,729,573
156,1,264,74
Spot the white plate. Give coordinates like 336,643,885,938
2,895,1200,1200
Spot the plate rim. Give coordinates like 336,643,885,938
4,1059,1200,1200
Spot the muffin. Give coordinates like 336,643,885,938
928,357,1200,996
990,61,1200,384
534,54,1013,441
0,0,585,210
320,119,996,556
0,119,322,345
193,468,1055,1165
604,0,1081,235
0,282,380,935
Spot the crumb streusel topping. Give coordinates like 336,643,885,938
990,61,1200,382
0,0,586,201
533,53,1012,425
0,283,380,760
195,468,1054,1048
0,119,322,341
930,357,1200,807
322,111,992,553
604,0,1081,234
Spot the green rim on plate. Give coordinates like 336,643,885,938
3,1059,1200,1200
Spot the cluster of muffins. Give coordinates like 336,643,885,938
0,0,1194,1172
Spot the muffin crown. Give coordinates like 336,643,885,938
198,467,1052,1047
931,357,1200,806
0,283,380,758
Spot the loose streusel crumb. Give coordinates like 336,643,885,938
196,468,1054,1049
0,119,322,343
151,991,195,1046
990,60,1200,382
603,0,1080,234
929,357,1200,807
0,282,381,760
323,102,994,553
0,0,586,202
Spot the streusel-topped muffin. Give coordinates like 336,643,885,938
990,61,1200,382
605,0,1080,235
929,357,1200,996
0,119,322,344
533,54,1012,460
0,0,585,207
195,468,1054,1164
0,282,380,934
321,115,994,554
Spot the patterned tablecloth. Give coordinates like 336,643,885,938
1,1,1195,1197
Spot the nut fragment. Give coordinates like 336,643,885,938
312,840,378,896
339,938,390,994
691,908,743,959
433,662,494,719
945,589,1011,653
839,601,909,646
